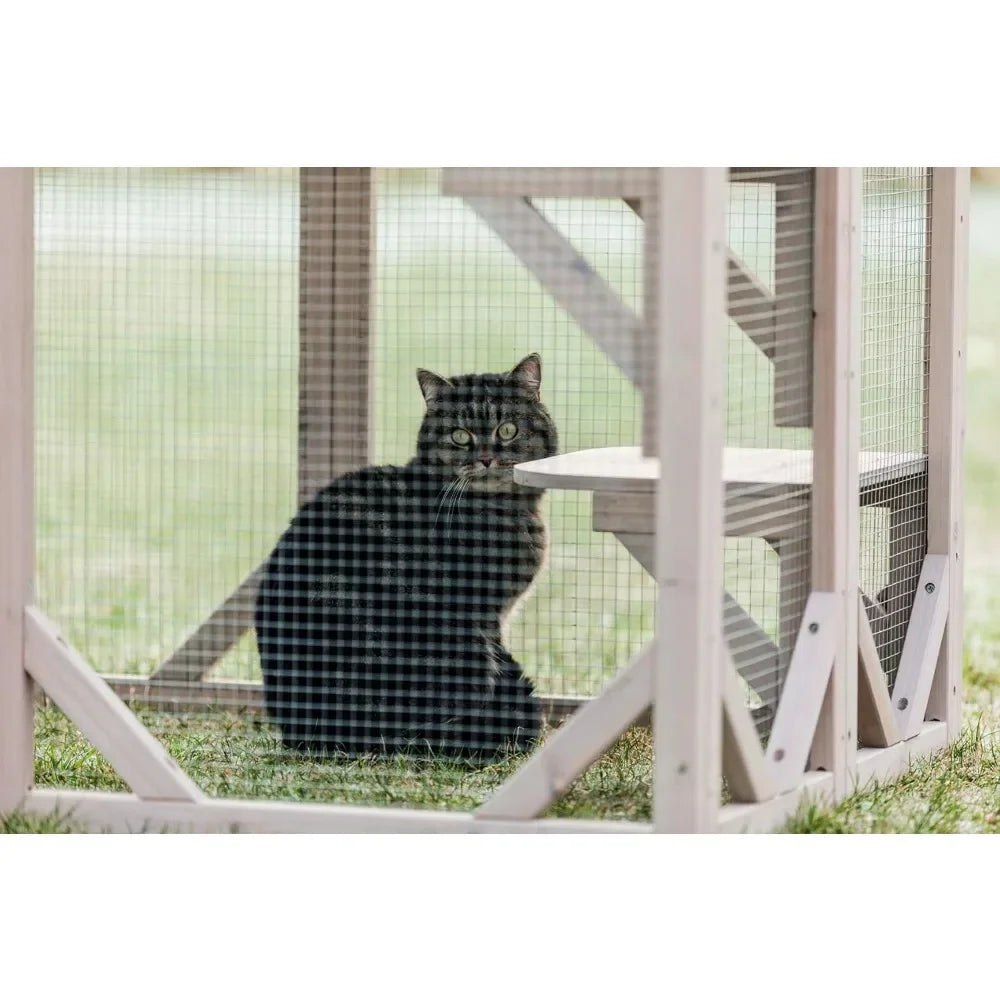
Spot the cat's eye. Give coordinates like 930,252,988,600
451,428,473,447
496,421,518,442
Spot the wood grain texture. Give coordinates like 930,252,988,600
721,649,775,803
926,169,969,739
653,169,728,832
891,555,950,739
808,168,862,793
0,168,35,815
765,591,839,793
24,788,648,834
857,593,900,748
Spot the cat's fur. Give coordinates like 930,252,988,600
254,354,558,759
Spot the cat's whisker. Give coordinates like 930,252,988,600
446,477,471,529
432,476,463,530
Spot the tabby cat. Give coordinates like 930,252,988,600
254,354,558,759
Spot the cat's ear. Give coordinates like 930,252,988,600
510,353,542,399
416,368,452,404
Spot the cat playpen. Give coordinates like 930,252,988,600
0,167,966,832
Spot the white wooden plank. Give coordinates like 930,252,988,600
890,555,950,739
150,566,262,683
926,168,969,740
515,445,926,494
772,170,815,428
765,591,840,792
442,167,657,200
23,788,649,834
857,593,900,748
610,531,655,573
807,168,862,795
653,168,728,833
475,645,653,820
854,721,948,788
0,167,35,815
24,607,203,802
101,675,588,725
721,649,775,803
641,185,659,456
722,592,780,712
718,770,834,833
465,195,643,384
727,247,777,356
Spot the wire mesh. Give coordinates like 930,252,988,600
723,168,814,743
33,167,653,814
858,168,931,692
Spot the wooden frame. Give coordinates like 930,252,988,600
807,168,862,796
926,168,969,739
0,167,970,834
653,169,728,832
0,168,35,816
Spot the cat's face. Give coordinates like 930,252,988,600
414,354,558,493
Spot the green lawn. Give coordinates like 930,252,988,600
11,168,997,832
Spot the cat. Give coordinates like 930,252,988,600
254,354,558,760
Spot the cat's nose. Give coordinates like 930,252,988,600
479,456,494,468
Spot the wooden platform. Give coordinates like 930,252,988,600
514,446,927,495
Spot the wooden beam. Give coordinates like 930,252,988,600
0,168,35,816
765,591,840,793
854,720,947,788
22,788,649,834
925,168,969,740
857,593,900,748
808,168,862,796
722,649,774,803
98,675,590,727
442,168,657,201
475,645,653,821
653,169,728,832
298,168,373,505
150,566,262,683
718,770,834,833
641,187,659,455
722,592,780,714
772,169,815,428
727,247,777,356
464,195,643,385
24,607,203,802
891,555,950,739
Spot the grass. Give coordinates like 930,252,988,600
14,704,652,831
9,169,1000,833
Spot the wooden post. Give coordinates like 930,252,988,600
0,168,35,815
808,169,862,795
925,168,969,738
298,167,374,504
152,168,375,683
772,171,816,428
653,168,727,832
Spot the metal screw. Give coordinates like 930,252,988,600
897,697,909,711
773,749,785,762
925,582,936,594
808,622,819,634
